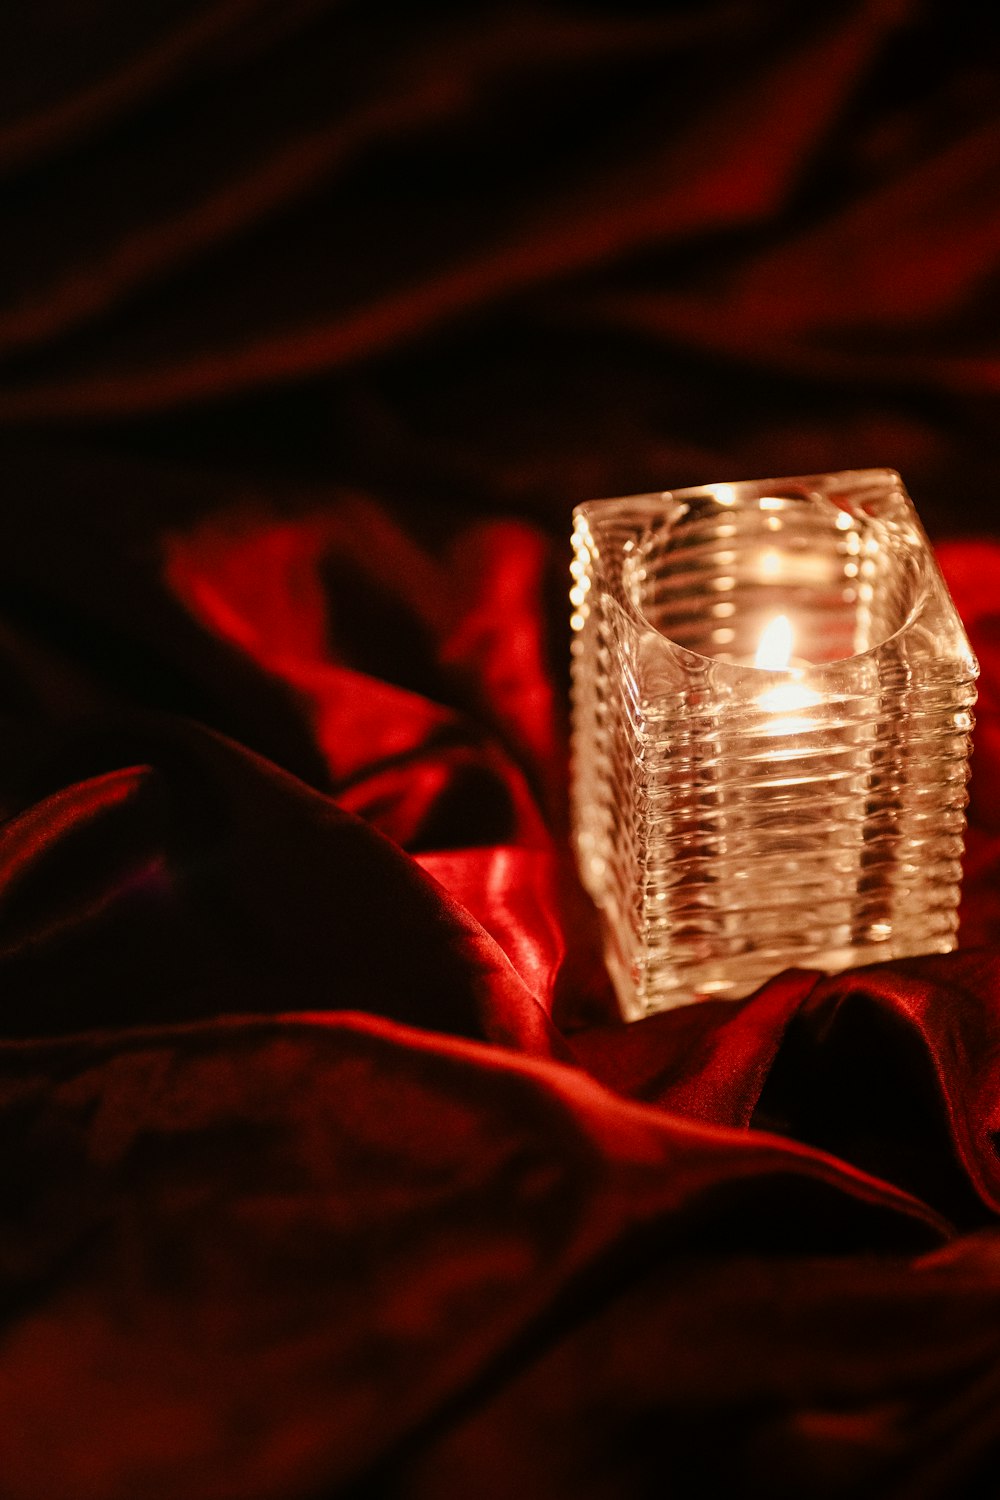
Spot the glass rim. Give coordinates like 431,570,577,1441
573,468,974,682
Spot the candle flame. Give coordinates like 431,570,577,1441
754,613,793,671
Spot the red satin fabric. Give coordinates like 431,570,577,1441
5,4,1000,1496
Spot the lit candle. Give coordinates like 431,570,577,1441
754,612,792,670
570,470,978,1018
752,613,821,721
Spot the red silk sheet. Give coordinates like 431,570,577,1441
3,512,1000,1499
5,3,1000,1497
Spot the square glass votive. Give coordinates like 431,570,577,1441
570,469,979,1020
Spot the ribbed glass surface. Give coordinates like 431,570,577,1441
570,470,979,1019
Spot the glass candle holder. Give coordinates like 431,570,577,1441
570,469,978,1019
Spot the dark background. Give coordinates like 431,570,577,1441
4,0,999,534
